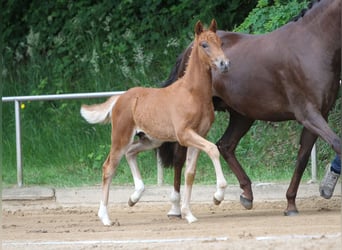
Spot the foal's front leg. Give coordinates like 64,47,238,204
184,130,228,205
181,147,200,223
167,144,186,218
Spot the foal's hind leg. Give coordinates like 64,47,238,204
125,137,162,206
98,117,135,226
98,150,123,226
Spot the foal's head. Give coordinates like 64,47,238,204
194,19,230,73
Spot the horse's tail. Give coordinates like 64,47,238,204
158,142,176,167
80,95,120,124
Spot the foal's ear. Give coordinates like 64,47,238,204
209,19,217,33
195,21,203,36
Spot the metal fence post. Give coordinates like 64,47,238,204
14,100,23,187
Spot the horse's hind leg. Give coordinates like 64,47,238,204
300,107,341,156
284,127,317,216
216,112,254,209
285,106,341,213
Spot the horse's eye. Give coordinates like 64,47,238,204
201,42,208,49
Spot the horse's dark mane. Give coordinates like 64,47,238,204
160,52,185,88
292,0,320,22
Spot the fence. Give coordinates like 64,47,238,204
3,92,317,187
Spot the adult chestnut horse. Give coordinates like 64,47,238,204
81,20,230,225
159,0,341,216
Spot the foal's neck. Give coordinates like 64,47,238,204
182,43,213,96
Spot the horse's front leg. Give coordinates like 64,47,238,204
216,113,254,209
181,147,200,223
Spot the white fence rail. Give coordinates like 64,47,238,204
2,92,317,187
3,92,124,187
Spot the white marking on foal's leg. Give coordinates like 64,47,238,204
214,182,227,202
129,178,145,206
98,201,112,226
167,190,181,217
181,206,198,224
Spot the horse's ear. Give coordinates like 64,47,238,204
209,19,217,33
195,21,203,36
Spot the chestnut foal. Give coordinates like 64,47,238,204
80,19,230,225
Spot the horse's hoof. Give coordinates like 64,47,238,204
284,209,299,216
240,195,253,210
128,198,137,207
167,214,182,219
213,197,222,205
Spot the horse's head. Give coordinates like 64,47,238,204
195,19,230,73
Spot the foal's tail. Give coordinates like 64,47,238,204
80,95,120,124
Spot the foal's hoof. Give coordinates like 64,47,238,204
182,213,198,224
213,197,222,205
240,195,253,210
128,198,137,207
167,214,182,219
284,209,299,216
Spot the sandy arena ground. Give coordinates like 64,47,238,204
2,183,341,249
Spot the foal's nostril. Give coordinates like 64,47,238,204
215,58,230,72
220,60,230,72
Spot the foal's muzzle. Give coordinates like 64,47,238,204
215,58,230,73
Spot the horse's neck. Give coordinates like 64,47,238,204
181,46,213,97
299,0,340,47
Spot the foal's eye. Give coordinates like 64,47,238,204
201,42,209,49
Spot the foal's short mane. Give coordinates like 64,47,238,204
291,0,321,22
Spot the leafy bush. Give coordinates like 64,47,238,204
235,0,309,33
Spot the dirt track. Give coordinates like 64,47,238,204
2,184,341,250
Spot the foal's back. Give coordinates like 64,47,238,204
115,78,215,142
